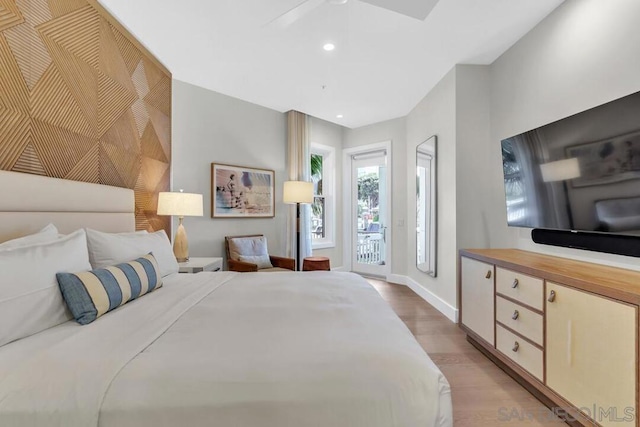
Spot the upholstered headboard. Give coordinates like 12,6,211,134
0,171,135,242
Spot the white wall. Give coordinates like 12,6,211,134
309,116,343,268
405,68,457,310
455,65,506,249
172,80,288,260
343,117,408,275
489,0,640,270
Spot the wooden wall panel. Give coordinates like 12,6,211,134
0,0,171,234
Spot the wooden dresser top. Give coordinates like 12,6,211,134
460,249,640,305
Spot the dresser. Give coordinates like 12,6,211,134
459,249,639,427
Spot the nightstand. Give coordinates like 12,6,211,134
178,257,223,273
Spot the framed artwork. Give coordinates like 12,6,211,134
211,163,275,218
566,130,640,187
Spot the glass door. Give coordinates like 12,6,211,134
351,150,389,277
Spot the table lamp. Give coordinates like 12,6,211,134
157,190,203,262
283,181,314,271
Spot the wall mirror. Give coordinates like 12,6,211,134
416,135,437,276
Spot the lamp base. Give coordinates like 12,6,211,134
173,218,189,262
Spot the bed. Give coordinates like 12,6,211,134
0,171,452,427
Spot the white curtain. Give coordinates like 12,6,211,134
286,111,312,265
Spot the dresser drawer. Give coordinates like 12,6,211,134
496,296,543,346
496,325,543,381
496,267,543,311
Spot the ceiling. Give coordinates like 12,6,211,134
98,0,564,128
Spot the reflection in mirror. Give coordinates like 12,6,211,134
417,135,437,276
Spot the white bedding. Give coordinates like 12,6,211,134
0,271,452,427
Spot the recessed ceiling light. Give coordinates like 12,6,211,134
336,114,343,118
323,43,335,51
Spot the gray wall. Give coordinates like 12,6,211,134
309,116,344,267
405,69,457,308
489,0,640,270
455,65,498,250
171,80,288,260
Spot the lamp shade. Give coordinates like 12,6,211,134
283,181,314,204
157,192,203,216
540,158,581,182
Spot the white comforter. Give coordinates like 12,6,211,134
0,271,452,427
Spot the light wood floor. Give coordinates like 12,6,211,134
368,279,566,426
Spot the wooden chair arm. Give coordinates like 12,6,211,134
270,256,295,271
228,259,258,272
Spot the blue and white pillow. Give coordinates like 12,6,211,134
57,253,163,325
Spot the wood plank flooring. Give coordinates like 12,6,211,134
368,279,566,426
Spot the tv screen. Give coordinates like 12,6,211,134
501,90,640,235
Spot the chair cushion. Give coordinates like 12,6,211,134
228,236,269,261
238,254,273,269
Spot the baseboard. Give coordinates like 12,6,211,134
403,276,458,323
331,266,346,271
385,274,406,285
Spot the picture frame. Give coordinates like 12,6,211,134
566,130,640,187
211,163,275,218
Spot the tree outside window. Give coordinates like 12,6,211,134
311,153,325,239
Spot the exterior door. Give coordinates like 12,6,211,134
351,150,389,276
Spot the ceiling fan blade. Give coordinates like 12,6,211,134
266,0,326,29
358,0,441,20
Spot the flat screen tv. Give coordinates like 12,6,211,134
501,90,640,237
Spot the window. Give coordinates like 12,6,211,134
310,143,335,249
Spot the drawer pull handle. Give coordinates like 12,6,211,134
512,310,519,320
512,278,519,288
485,270,492,279
512,342,519,352
548,290,556,303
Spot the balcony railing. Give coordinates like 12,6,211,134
357,233,382,264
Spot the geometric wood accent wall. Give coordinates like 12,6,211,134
0,0,171,234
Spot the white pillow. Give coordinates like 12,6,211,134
86,229,178,277
238,255,273,269
0,229,91,347
0,223,59,250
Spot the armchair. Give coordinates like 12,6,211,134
225,235,295,272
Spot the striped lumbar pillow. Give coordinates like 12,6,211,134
57,253,163,325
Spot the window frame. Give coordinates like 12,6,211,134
310,143,335,249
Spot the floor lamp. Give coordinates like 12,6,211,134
157,190,204,262
283,181,314,271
